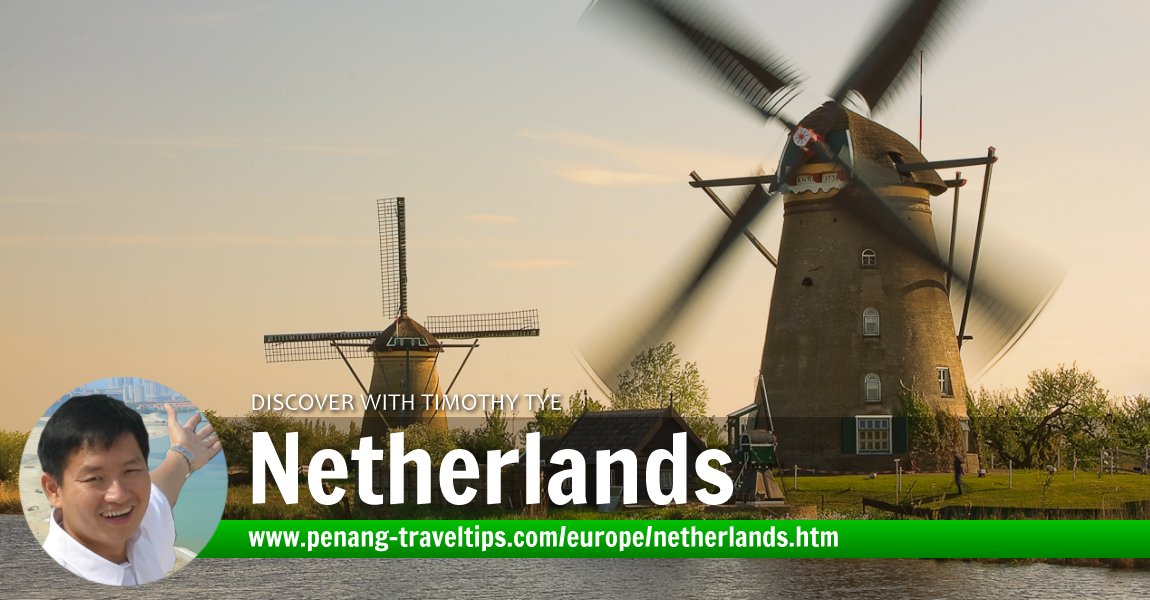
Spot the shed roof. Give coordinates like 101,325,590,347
369,315,442,351
552,407,707,461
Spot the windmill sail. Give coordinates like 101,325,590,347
264,196,540,437
378,197,407,319
426,309,541,340
263,331,381,362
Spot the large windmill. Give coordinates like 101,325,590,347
582,0,1062,472
264,197,540,440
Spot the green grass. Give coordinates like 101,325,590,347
225,484,521,520
221,469,1150,520
783,469,1150,516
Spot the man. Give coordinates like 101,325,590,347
38,394,221,586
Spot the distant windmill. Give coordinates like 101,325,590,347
263,197,540,439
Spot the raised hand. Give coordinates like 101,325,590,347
165,404,222,473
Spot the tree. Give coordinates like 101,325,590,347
522,388,603,441
391,422,458,465
968,364,1111,469
456,408,516,456
614,342,721,447
203,410,361,474
1113,394,1150,454
203,410,295,469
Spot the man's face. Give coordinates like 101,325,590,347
42,432,151,563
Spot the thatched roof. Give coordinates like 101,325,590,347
798,101,947,195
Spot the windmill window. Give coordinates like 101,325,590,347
863,308,880,336
856,416,892,454
861,248,877,267
865,373,881,403
938,367,953,397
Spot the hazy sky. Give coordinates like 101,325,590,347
3,1,1148,432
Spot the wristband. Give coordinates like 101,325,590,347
168,444,195,477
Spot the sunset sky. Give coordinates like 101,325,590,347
3,1,1149,432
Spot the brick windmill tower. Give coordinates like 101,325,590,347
264,198,540,439
582,0,1062,471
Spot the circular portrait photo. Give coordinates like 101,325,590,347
19,377,227,586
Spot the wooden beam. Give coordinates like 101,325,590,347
688,174,777,188
898,155,997,174
690,171,778,267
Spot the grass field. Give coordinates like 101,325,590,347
0,482,20,514
217,469,1150,520
782,469,1150,516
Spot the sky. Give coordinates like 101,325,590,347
3,1,1149,433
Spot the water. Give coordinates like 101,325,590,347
147,418,228,552
1,516,1147,599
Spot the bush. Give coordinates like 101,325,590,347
899,389,961,471
0,482,21,514
203,411,361,476
0,430,30,483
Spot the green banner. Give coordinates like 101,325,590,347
198,519,1150,559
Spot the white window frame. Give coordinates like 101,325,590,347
856,415,892,454
863,307,880,336
865,373,881,403
659,468,673,493
937,367,953,397
861,248,877,267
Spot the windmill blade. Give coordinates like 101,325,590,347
573,348,616,400
378,197,406,319
946,234,1064,378
426,309,540,339
829,0,966,115
848,179,1062,372
583,0,803,122
582,184,779,393
800,135,1062,374
263,331,382,363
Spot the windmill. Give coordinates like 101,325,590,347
581,0,1063,472
263,197,540,440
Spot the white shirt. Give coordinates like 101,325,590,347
42,483,177,586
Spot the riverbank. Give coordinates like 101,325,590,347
2,514,1147,599
783,469,1150,516
209,467,1150,521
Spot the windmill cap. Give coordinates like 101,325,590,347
370,316,442,352
796,101,947,196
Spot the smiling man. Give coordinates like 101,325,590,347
37,394,221,586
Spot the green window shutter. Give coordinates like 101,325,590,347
841,417,856,453
892,416,908,453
